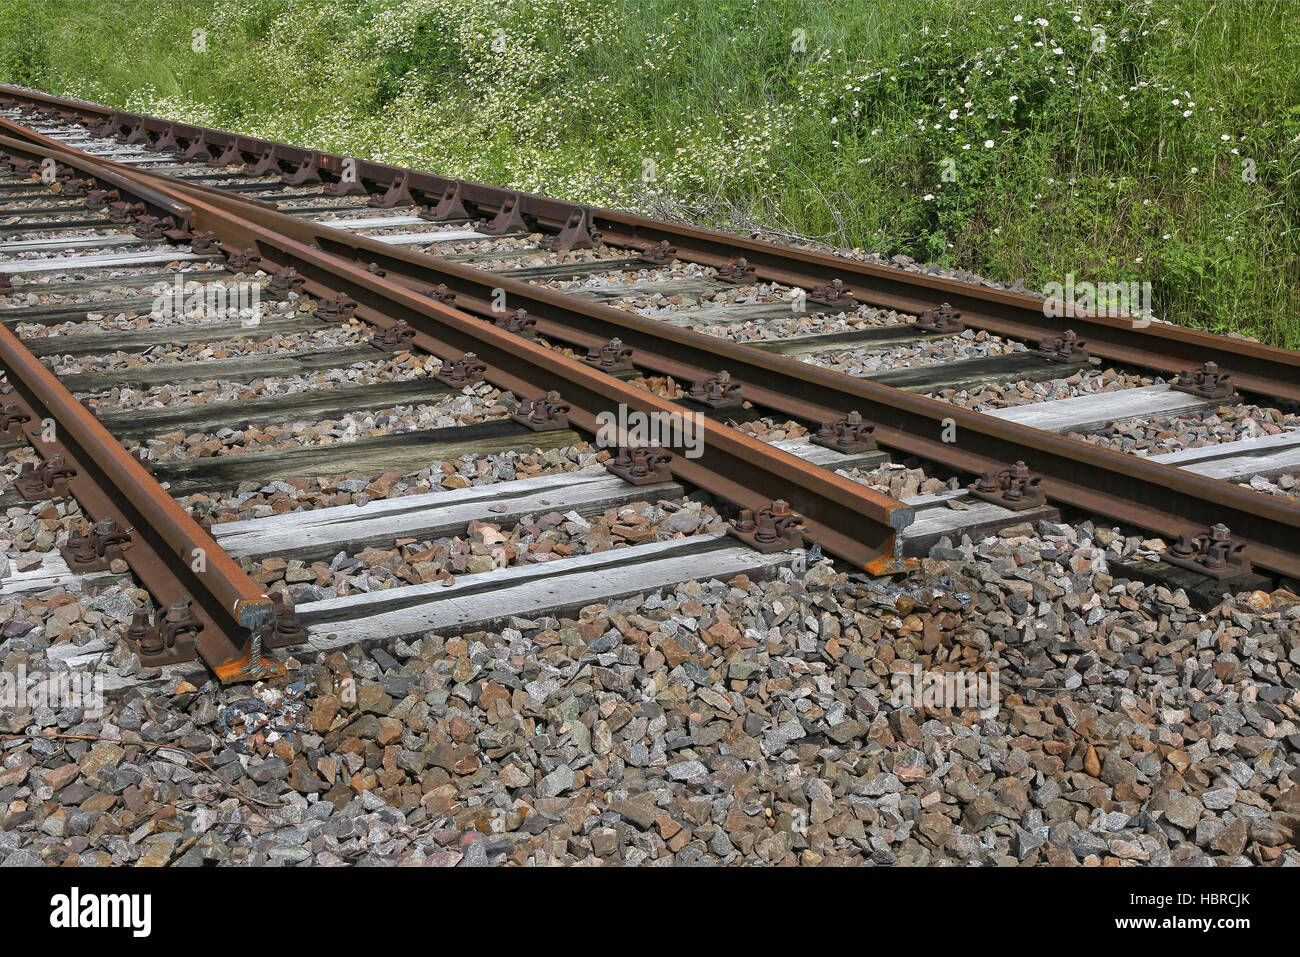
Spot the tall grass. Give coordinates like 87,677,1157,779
2,0,1296,345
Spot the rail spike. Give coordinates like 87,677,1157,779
434,352,487,389
369,319,416,353
224,246,262,273
60,517,132,573
687,370,745,409
126,596,202,664
637,240,677,266
314,292,359,322
107,201,145,224
265,267,306,300
811,411,877,454
84,188,119,210
540,208,603,252
1,401,32,438
426,284,457,306
914,302,964,333
808,278,858,308
511,391,570,431
1163,523,1252,580
584,337,634,373
16,456,77,501
728,500,805,553
1035,329,1090,362
605,446,674,486
495,307,538,338
970,460,1045,511
1172,361,1234,399
716,256,757,284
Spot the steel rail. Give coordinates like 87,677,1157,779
75,149,1300,582
0,312,279,683
0,132,914,573
6,115,1300,581
3,84,1296,402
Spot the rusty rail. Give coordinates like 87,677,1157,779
3,83,1296,402
0,131,915,576
69,149,1300,582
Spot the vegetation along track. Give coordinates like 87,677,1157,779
0,84,1297,690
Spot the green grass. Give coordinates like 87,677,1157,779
2,0,1297,345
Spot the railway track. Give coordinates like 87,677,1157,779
0,84,1297,691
